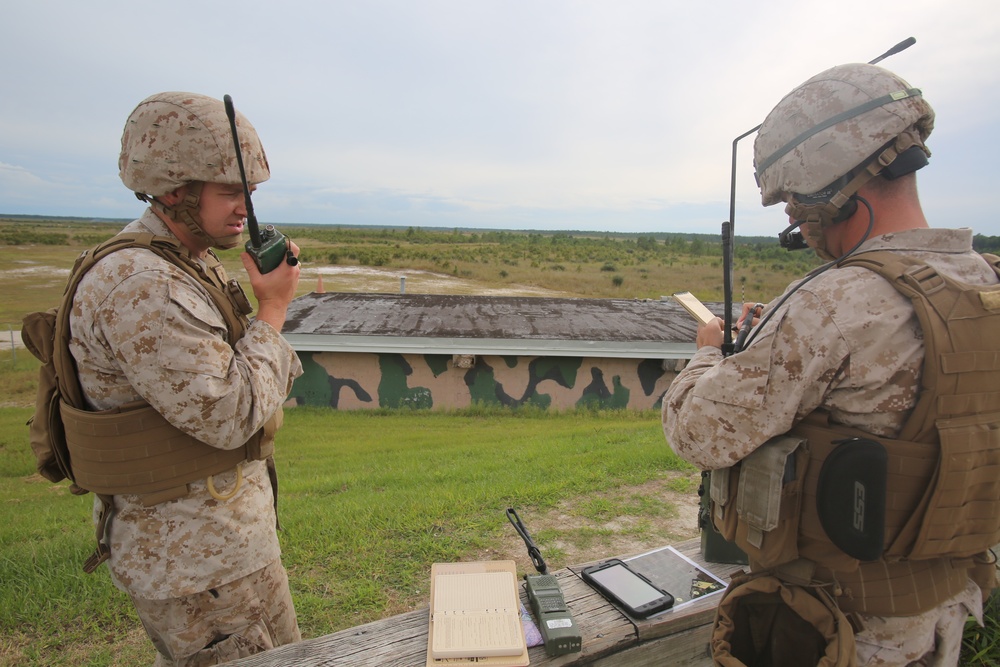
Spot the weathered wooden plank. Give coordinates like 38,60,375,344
588,624,714,667
228,538,741,667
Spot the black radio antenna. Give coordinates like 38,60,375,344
721,37,916,356
223,94,262,249
868,36,916,65
506,507,548,574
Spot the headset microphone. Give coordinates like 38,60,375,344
778,221,808,251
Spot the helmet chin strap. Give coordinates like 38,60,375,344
779,133,922,260
146,182,243,251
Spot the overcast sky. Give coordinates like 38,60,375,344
2,0,998,237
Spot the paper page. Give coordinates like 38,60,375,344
672,291,717,325
433,571,518,614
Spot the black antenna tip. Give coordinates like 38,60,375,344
869,37,916,65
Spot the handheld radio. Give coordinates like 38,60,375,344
222,94,296,274
505,508,582,656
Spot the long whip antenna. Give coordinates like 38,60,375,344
223,94,262,249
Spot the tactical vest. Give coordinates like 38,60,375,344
24,231,282,572
709,251,1000,615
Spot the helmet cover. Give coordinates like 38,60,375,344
753,63,933,207
119,92,269,197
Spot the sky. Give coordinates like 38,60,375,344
2,0,999,237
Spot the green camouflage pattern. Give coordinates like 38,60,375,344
288,352,678,411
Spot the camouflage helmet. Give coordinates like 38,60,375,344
119,92,269,197
753,63,934,209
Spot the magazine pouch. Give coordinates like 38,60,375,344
728,435,808,568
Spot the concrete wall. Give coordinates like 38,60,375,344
288,351,680,411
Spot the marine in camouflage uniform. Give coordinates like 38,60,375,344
663,64,996,666
68,93,303,665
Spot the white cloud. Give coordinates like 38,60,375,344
2,0,999,235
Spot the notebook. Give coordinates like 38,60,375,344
427,560,529,666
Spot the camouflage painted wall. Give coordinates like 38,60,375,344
288,352,680,411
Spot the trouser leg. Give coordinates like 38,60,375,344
131,559,300,667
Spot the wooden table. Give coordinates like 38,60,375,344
229,538,744,666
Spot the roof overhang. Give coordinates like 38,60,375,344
285,333,697,360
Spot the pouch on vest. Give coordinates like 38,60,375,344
710,435,808,568
712,573,857,667
816,438,887,562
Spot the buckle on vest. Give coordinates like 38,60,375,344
903,264,945,294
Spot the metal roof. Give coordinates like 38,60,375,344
282,293,730,360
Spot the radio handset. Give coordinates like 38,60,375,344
505,508,582,656
223,94,297,274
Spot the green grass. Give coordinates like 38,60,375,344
4,404,995,665
0,353,40,407
0,405,689,666
964,592,1000,665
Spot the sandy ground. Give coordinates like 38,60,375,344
303,265,569,298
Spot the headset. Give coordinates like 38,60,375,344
778,144,930,251
719,37,923,356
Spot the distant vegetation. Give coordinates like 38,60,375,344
0,216,825,329
3,214,998,330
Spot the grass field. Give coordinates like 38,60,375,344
0,405,702,666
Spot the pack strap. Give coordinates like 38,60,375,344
83,493,114,574
53,233,252,409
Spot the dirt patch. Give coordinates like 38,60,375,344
479,471,703,575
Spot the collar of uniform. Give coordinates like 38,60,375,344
121,208,212,270
854,228,973,255
122,207,177,240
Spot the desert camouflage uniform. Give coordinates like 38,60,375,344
69,208,303,664
662,228,995,666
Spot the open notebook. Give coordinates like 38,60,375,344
427,560,529,666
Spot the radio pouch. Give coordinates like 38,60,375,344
816,438,887,562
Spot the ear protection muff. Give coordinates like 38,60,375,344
881,145,929,180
